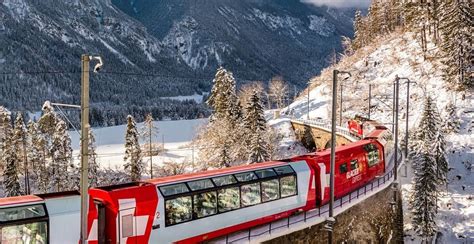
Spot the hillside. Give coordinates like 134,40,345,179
280,31,473,242
1,0,357,125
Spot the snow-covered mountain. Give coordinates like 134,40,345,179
1,0,357,124
280,31,473,242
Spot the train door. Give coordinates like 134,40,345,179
95,201,106,244
118,205,136,244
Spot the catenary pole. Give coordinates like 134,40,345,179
80,54,90,244
368,84,372,120
394,76,400,181
328,69,338,244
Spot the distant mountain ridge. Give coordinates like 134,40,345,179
0,0,357,125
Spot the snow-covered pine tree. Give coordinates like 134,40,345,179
49,120,73,192
442,102,461,133
410,151,438,240
352,10,365,50
433,130,448,185
88,130,99,187
244,91,270,163
13,113,30,194
27,120,48,193
141,113,159,178
1,112,22,197
124,115,143,181
207,67,242,124
439,0,473,90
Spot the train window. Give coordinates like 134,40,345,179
0,204,46,222
280,176,297,197
365,144,380,167
261,179,280,202
350,160,359,170
121,214,133,238
212,175,237,187
217,187,240,212
165,196,192,225
274,166,295,175
339,164,348,174
1,222,48,243
193,191,217,218
255,169,277,179
187,179,214,191
160,183,189,197
241,183,261,206
235,172,258,182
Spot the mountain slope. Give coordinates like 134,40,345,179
281,31,473,242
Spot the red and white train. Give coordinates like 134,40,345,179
0,124,388,244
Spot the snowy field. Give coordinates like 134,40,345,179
69,119,207,170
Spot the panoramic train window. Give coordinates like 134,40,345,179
274,166,295,175
350,160,359,170
241,183,261,206
165,196,192,225
365,144,380,167
212,175,237,186
193,191,217,218
280,175,297,197
1,222,48,244
160,183,189,197
218,187,240,212
235,172,258,182
261,179,280,202
255,169,277,179
339,164,348,174
187,179,214,191
0,204,46,222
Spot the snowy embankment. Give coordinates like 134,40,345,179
278,31,473,242
69,119,207,169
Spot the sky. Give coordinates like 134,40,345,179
301,0,371,8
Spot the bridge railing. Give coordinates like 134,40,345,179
291,118,361,142
208,166,397,244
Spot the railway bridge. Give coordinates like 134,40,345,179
209,118,402,244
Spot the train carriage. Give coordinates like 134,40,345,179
87,160,315,243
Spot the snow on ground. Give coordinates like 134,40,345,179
280,31,473,242
268,118,308,159
69,119,207,170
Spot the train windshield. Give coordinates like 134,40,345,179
0,204,48,244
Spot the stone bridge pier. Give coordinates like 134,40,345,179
291,121,353,151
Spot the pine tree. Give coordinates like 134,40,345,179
442,102,461,133
353,10,366,49
207,67,242,124
433,130,448,185
13,113,30,194
410,151,438,239
1,112,22,197
141,113,159,178
88,130,99,187
28,120,48,193
244,91,270,163
50,120,72,192
124,115,143,181
439,0,473,90
409,96,447,240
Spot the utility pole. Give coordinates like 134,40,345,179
339,83,343,126
149,123,153,179
396,77,415,158
368,84,372,120
327,69,351,244
394,76,400,182
80,54,102,244
80,54,90,244
307,87,310,120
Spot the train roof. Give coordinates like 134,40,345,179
146,160,288,186
0,195,43,207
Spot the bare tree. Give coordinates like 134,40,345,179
269,77,288,109
238,81,265,107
